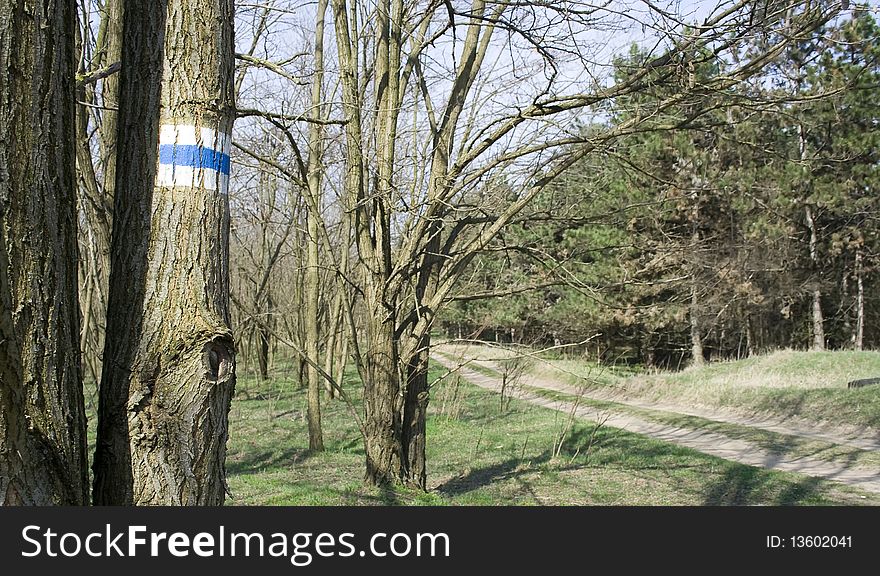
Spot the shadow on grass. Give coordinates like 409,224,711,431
377,485,402,505
436,426,598,497
436,423,836,505
603,429,837,505
226,447,310,476
700,464,823,505
437,457,534,497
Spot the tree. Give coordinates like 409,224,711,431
0,0,89,505
74,2,119,384
93,0,237,505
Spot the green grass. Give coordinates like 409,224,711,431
80,354,879,505
221,362,880,505
545,349,880,431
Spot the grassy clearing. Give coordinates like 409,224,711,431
542,350,880,431
221,362,879,505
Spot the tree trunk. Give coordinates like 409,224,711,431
854,248,864,351
257,321,271,381
99,0,123,203
745,314,756,357
330,0,404,485
690,283,705,367
333,326,349,399
0,251,26,504
74,2,118,382
327,202,354,401
804,204,825,351
92,0,165,505
94,0,237,505
0,0,89,505
323,297,342,399
402,334,430,488
306,237,324,450
75,7,115,382
362,299,403,485
810,290,825,351
305,0,328,452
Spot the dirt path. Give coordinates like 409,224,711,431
431,348,880,495
514,363,880,451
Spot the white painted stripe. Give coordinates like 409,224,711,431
156,164,229,193
158,125,231,149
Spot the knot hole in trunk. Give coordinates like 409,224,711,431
203,340,233,382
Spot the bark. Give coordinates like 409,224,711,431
322,292,348,400
332,321,348,400
93,0,165,505
402,335,430,488
398,0,497,488
396,0,495,489
75,5,116,385
324,198,354,401
331,0,403,485
0,249,26,504
255,169,277,381
92,0,123,370
330,215,354,401
363,0,405,484
0,0,89,505
745,314,756,357
810,288,825,351
322,297,342,399
99,0,123,203
305,245,324,450
362,311,403,485
94,0,237,505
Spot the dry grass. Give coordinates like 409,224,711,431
541,349,880,432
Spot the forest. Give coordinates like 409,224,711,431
441,17,880,367
1,0,878,506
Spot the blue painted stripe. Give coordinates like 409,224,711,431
158,144,231,175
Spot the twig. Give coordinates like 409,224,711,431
236,107,347,125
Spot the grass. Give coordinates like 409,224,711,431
543,349,880,432
221,362,880,505
80,351,880,505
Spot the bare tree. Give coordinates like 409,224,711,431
304,0,330,452
73,1,122,384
